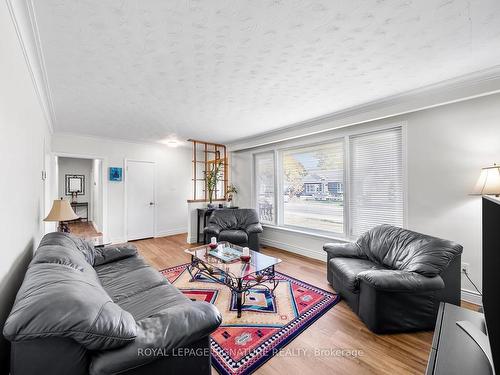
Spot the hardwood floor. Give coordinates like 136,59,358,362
127,233,473,375
68,221,102,238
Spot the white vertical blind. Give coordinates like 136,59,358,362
254,152,275,224
349,127,404,237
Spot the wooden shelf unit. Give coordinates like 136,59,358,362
188,139,228,202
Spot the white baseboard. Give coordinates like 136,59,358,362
187,235,198,244
461,289,483,306
110,237,126,244
260,237,327,262
91,221,100,233
111,228,186,244
155,227,187,238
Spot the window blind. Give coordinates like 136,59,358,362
254,152,275,224
349,127,404,237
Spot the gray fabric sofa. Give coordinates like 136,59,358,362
204,208,263,251
324,225,462,333
3,232,222,375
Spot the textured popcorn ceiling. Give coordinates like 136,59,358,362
33,0,500,143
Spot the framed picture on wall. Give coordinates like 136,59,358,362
109,167,123,181
65,174,85,195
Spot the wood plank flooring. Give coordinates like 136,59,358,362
68,221,101,238
127,234,452,375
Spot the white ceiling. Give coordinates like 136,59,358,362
32,0,500,144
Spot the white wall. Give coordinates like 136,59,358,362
0,3,52,372
58,157,93,215
52,134,192,243
232,93,500,302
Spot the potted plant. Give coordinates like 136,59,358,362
206,160,223,208
226,184,238,207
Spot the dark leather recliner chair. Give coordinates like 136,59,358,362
204,209,263,251
324,225,462,333
3,233,222,375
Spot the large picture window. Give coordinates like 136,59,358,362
254,152,275,224
282,141,344,234
253,125,405,238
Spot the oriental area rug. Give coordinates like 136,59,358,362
160,263,339,375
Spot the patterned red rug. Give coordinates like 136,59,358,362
160,264,339,375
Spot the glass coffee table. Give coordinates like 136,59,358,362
185,242,282,318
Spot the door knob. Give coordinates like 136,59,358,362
149,202,155,206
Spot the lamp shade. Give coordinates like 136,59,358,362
44,199,79,222
471,164,500,196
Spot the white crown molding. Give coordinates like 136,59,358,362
6,0,56,134
53,131,191,149
26,0,57,132
228,65,500,152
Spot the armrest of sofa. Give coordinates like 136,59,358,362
89,301,222,375
323,242,364,259
93,244,138,266
203,224,221,236
245,223,263,234
357,269,445,292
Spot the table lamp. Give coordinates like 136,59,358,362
44,198,79,232
471,164,500,197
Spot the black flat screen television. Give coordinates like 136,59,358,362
483,196,500,373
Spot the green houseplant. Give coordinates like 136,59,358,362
206,160,223,206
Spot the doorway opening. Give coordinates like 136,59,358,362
52,155,106,243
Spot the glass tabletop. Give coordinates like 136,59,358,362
185,242,281,279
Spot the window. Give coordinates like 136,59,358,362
254,152,275,224
282,141,344,234
349,127,404,237
253,125,405,238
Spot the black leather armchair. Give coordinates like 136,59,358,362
204,209,263,251
324,225,462,333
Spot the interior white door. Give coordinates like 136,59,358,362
126,160,155,240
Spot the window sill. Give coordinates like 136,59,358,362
261,224,352,243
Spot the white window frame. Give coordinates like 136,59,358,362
253,151,277,225
252,121,408,241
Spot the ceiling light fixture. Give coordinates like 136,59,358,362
160,138,181,147
166,140,179,147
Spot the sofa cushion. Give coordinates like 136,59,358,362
3,233,137,350
208,209,260,231
356,225,463,277
3,263,137,350
209,210,238,230
89,301,222,375
234,209,260,229
95,256,168,302
33,232,96,271
219,229,248,244
357,269,445,292
94,244,138,266
116,284,191,321
329,258,385,292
